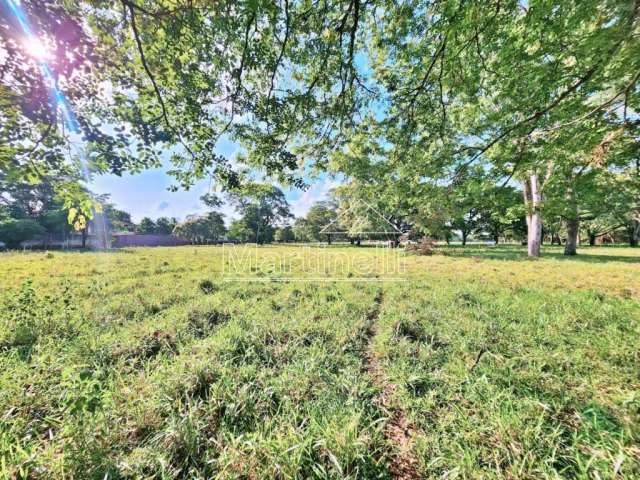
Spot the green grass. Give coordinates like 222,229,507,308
0,245,638,479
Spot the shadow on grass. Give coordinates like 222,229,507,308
438,244,640,264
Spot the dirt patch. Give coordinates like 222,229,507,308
364,290,423,480
105,329,177,366
187,309,230,338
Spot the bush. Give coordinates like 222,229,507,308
198,279,217,294
0,219,45,249
0,280,82,349
405,237,436,256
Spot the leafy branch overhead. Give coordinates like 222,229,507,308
1,0,639,254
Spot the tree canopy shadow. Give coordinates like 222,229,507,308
439,245,640,264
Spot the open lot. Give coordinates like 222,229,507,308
1,245,639,479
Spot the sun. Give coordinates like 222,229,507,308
22,36,53,60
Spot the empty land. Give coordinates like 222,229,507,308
1,245,639,479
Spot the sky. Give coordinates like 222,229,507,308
90,136,339,224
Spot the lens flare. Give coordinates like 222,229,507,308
22,36,53,60
3,0,109,249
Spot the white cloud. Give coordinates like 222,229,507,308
290,179,338,218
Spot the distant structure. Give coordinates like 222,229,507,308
91,210,111,249
111,233,189,248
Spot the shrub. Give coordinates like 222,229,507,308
0,280,82,349
0,219,45,249
405,237,436,256
198,279,217,294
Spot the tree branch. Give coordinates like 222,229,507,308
267,0,290,103
123,1,196,159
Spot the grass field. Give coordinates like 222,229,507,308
0,245,639,479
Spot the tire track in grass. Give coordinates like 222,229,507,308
364,288,422,480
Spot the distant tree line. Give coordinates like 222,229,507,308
0,175,96,249
1,174,637,250
3,1,639,257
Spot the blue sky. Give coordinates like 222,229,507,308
90,136,338,224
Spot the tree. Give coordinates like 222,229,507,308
201,212,227,244
596,170,640,247
103,204,135,233
155,217,178,235
0,219,45,249
474,188,525,244
292,218,312,242
136,217,157,234
274,226,295,243
227,219,253,244
200,193,222,209
173,212,226,245
1,0,375,202
4,0,640,253
0,1,165,219
353,0,640,256
227,185,292,244
0,204,9,222
173,192,226,244
332,182,411,245
445,173,486,245
39,208,71,246
0,175,65,220
303,201,339,242
0,175,85,247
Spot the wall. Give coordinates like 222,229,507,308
112,234,189,247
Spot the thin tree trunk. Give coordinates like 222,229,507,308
461,231,468,246
629,219,640,246
563,188,579,255
523,174,542,257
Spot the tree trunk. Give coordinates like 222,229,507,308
523,174,542,257
461,231,468,246
81,228,88,249
627,220,640,247
563,187,579,256
493,233,499,244
628,219,640,247
327,234,332,245
564,218,579,255
588,233,596,246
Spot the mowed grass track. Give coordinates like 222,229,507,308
0,245,639,479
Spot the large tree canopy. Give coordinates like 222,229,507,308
2,0,639,254
2,0,374,187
